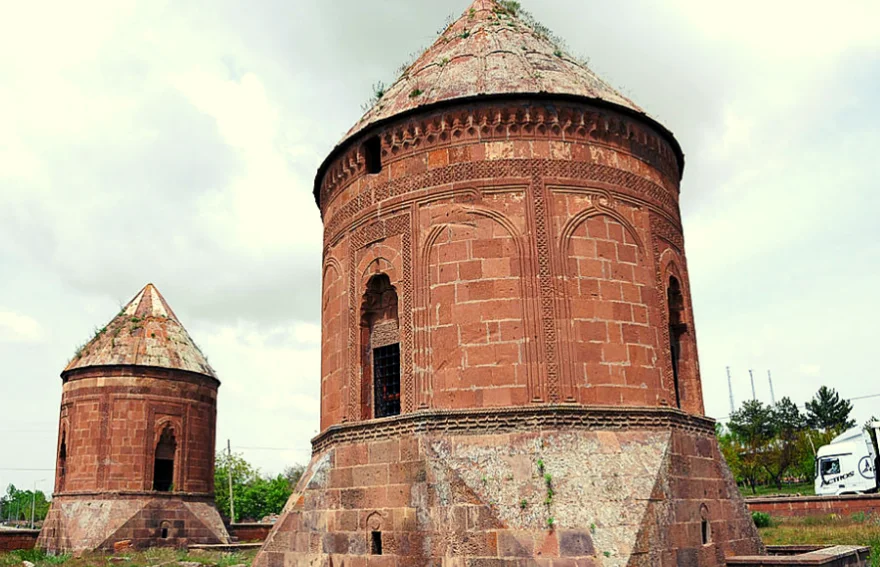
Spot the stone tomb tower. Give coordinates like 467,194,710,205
256,1,762,565
38,284,230,553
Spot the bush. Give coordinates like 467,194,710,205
752,512,772,528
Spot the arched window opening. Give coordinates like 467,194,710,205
160,521,171,539
667,276,686,409
153,426,177,492
700,505,711,545
58,433,67,492
361,274,400,419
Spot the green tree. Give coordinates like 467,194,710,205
213,453,296,523
728,400,775,493
806,386,855,433
237,475,292,521
759,397,808,489
1,484,50,525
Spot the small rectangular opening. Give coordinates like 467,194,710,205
364,136,382,174
701,519,710,545
371,531,382,555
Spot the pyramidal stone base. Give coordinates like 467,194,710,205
38,494,230,554
254,407,762,567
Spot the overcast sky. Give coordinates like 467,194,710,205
2,0,879,496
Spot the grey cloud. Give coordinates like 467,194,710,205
2,0,879,488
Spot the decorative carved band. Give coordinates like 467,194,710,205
311,405,716,454
320,100,681,204
650,213,685,253
325,159,680,246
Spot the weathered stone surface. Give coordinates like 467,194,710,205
37,284,229,553
259,0,762,564
254,417,762,566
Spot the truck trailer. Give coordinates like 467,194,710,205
815,422,880,496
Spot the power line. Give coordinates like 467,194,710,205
232,446,300,452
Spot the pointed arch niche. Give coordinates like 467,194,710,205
418,207,537,408
57,428,68,493
558,207,662,406
321,257,347,429
361,273,401,419
153,424,177,492
659,253,702,414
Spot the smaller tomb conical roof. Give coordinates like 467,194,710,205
344,0,644,144
64,284,217,379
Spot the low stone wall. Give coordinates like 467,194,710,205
0,529,39,552
729,545,870,567
228,523,273,542
746,494,880,518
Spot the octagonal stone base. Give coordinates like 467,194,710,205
254,407,762,567
37,493,230,554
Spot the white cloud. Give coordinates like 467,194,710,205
0,311,45,344
0,0,878,491
799,365,822,378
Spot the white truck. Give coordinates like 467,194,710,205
815,422,880,495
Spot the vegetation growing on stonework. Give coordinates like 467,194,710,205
359,0,596,114
0,548,258,567
718,385,855,495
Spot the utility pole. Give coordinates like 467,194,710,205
768,370,776,405
227,439,235,524
726,366,736,414
749,369,756,400
30,482,36,529
30,479,45,529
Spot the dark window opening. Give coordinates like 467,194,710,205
161,527,169,539
58,435,67,492
374,344,401,418
701,518,710,545
153,426,177,492
371,531,383,555
667,276,686,408
364,136,382,174
361,274,400,420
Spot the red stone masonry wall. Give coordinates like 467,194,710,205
229,524,274,543
255,409,762,567
56,367,218,496
746,495,880,519
317,98,704,429
0,530,39,552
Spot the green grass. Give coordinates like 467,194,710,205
739,482,815,497
0,548,257,567
760,515,880,567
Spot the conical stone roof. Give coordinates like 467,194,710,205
344,0,644,144
64,284,217,379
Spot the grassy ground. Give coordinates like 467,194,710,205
740,482,815,497
0,548,258,567
760,514,880,566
